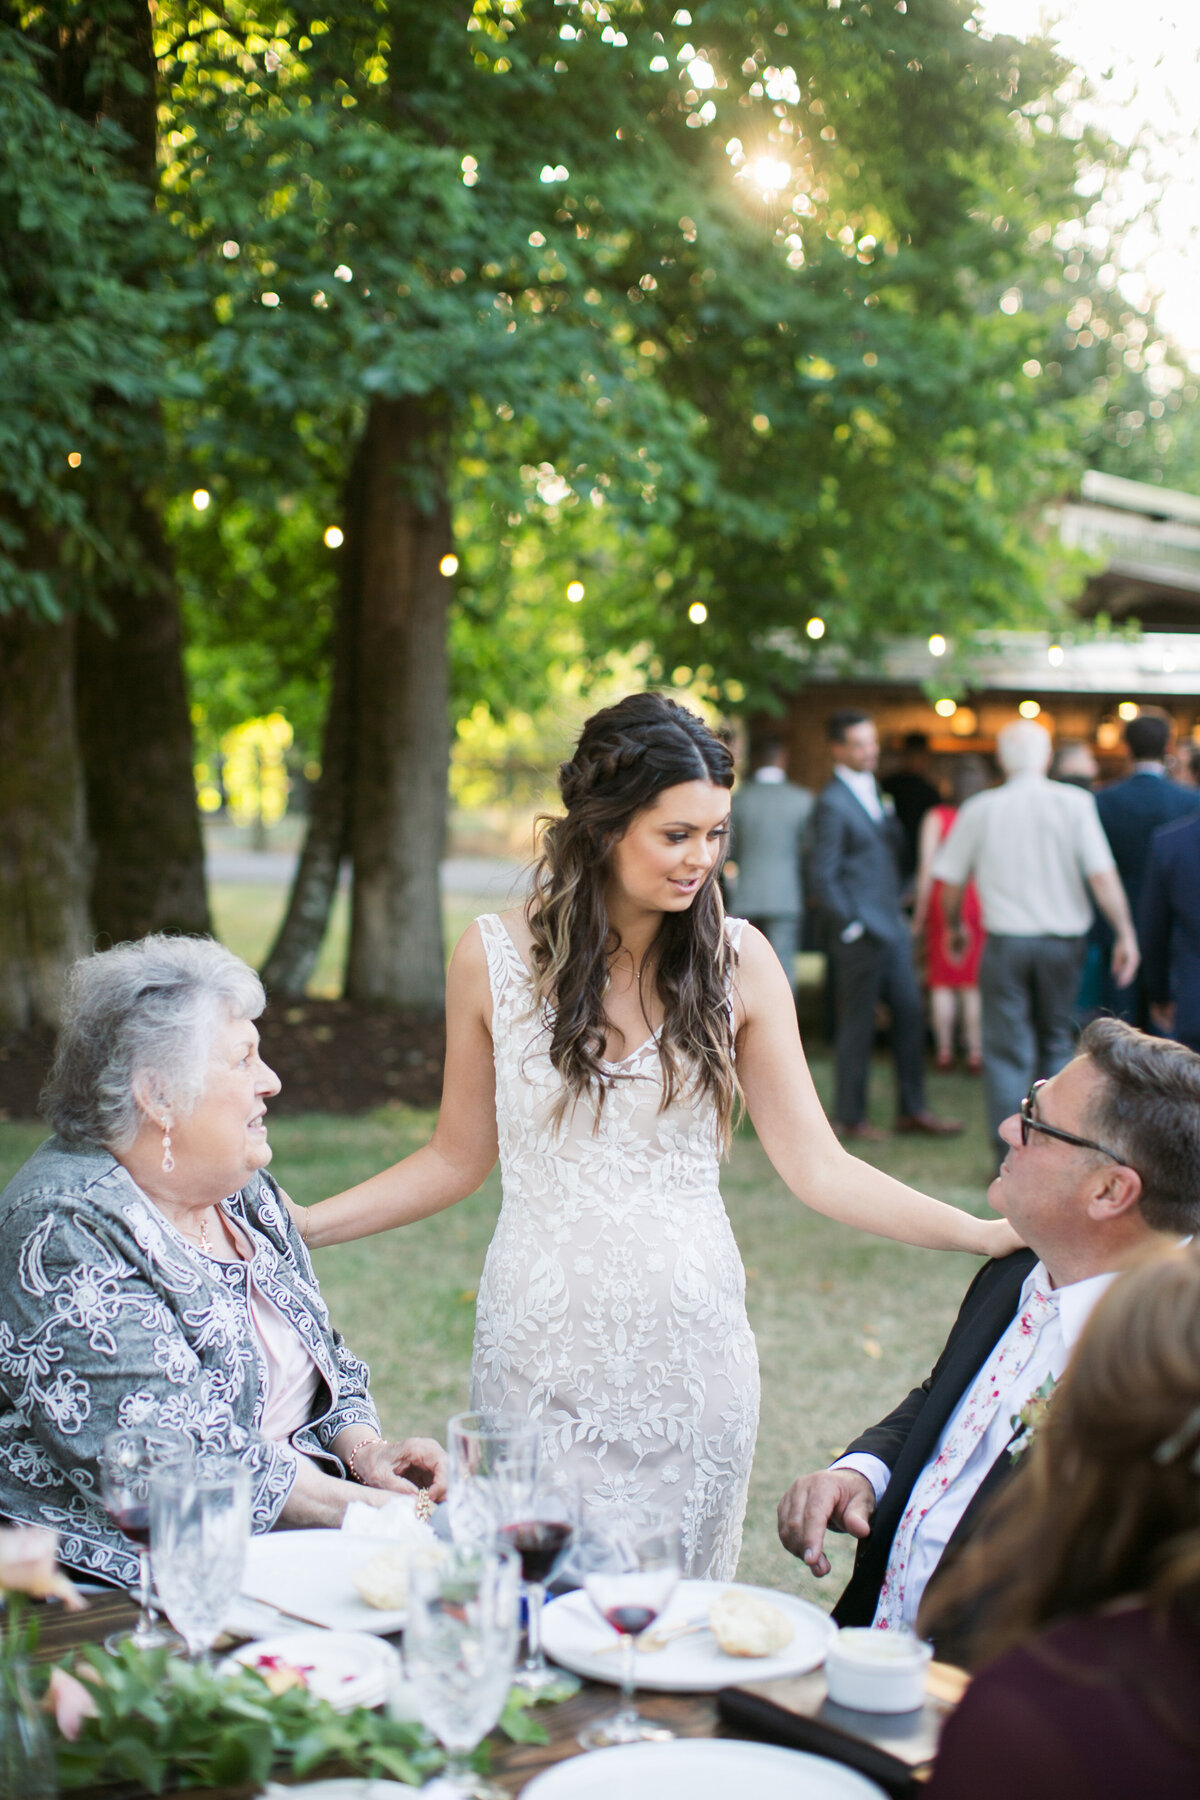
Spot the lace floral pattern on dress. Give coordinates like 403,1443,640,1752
470,913,760,1579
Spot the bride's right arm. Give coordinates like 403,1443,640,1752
299,924,500,1248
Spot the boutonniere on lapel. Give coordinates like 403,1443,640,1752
1009,1374,1056,1463
881,793,896,815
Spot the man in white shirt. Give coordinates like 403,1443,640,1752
810,709,960,1140
777,1019,1200,1659
932,718,1139,1148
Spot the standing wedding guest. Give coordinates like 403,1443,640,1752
777,1021,1200,1657
1170,739,1200,789
0,936,446,1585
882,732,942,878
923,1249,1200,1799
1048,740,1099,790
933,719,1138,1150
911,757,989,1072
1140,810,1200,1054
1092,709,1200,1024
810,709,961,1142
295,694,1015,1580
729,735,814,997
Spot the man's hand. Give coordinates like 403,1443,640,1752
1111,932,1140,990
352,1437,449,1502
777,1469,875,1577
1150,1001,1176,1035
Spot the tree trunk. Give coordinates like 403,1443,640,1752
74,494,211,942
259,463,362,999
344,395,452,1012
0,613,91,1030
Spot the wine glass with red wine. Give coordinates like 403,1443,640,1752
497,1471,581,1701
99,1427,191,1652
576,1508,681,1748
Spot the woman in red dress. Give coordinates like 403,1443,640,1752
912,757,989,1071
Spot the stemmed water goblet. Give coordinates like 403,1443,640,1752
445,1410,540,1552
576,1508,682,1749
404,1543,521,1800
99,1427,191,1653
148,1458,250,1664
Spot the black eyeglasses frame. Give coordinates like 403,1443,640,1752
1018,1078,1125,1164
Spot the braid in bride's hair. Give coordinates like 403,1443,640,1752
527,692,738,1143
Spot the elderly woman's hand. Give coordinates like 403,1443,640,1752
353,1436,449,1503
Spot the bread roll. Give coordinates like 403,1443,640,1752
709,1588,794,1657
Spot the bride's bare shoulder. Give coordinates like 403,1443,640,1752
495,906,536,960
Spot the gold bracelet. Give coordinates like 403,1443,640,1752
346,1436,383,1482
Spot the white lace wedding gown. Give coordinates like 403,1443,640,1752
470,912,760,1579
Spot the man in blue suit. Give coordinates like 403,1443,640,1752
1140,812,1200,1053
1094,711,1200,1024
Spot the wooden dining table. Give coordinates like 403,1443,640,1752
33,1589,937,1797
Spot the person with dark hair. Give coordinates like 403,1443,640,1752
923,1248,1200,1797
1092,708,1200,1024
810,710,960,1140
881,731,941,876
293,694,1015,1579
729,735,814,996
777,1019,1200,1646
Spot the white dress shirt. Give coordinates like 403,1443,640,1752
930,773,1114,936
754,765,786,785
834,1262,1116,1631
833,763,885,822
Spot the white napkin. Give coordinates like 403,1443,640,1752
339,1495,438,1552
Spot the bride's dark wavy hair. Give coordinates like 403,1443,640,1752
527,692,738,1141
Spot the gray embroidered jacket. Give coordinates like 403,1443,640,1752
0,1137,379,1585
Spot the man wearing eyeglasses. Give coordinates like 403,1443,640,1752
777,1019,1200,1655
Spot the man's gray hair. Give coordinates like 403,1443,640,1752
41,936,266,1150
997,718,1053,777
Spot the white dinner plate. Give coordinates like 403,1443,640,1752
239,1530,408,1634
520,1740,886,1799
541,1579,837,1694
221,1629,400,1712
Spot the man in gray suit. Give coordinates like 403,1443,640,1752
810,709,961,1141
730,737,814,996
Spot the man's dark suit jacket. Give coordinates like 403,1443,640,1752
1140,812,1200,1051
833,1249,1038,1633
1095,770,1200,917
809,776,909,944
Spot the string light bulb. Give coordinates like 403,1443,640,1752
688,602,707,624
928,634,947,657
439,553,459,576
1019,700,1041,719
192,489,210,512
323,526,344,548
567,580,585,603
806,616,825,640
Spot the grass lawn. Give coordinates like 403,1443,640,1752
0,1056,998,1612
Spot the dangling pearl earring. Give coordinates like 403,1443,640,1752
161,1118,175,1175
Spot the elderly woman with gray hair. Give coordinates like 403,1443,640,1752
0,935,445,1585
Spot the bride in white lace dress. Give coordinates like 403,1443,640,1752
300,695,1017,1577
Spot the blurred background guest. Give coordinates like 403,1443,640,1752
912,757,990,1072
0,935,446,1586
1049,740,1099,790
1092,709,1200,1025
810,710,961,1142
1170,740,1200,790
1141,810,1200,1054
729,735,814,1000
882,731,942,879
933,720,1138,1152
924,1249,1200,1799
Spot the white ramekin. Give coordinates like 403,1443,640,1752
824,1627,933,1713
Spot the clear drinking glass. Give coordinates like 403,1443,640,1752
148,1459,251,1662
99,1427,192,1653
576,1509,681,1749
404,1543,521,1800
497,1470,581,1702
445,1410,540,1551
